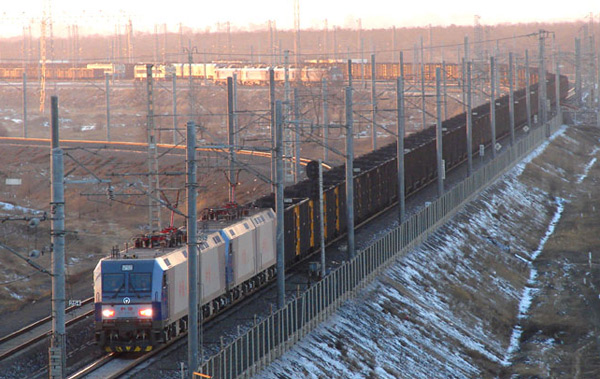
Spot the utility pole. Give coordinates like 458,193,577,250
49,96,65,379
185,41,196,121
318,159,326,278
420,36,426,129
23,73,27,138
322,78,329,162
466,62,473,176
345,87,355,259
397,76,405,223
442,61,448,121
539,30,548,134
227,77,236,203
597,52,600,127
490,56,497,158
509,52,515,145
575,37,582,107
146,64,160,231
525,50,532,130
555,58,561,123
347,59,353,88
436,68,444,197
275,100,285,309
371,53,377,150
186,121,199,379
172,73,178,145
269,68,276,192
106,73,111,142
293,88,301,182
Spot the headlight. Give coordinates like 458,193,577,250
139,308,153,317
102,309,115,318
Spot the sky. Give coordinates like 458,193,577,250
0,1,596,37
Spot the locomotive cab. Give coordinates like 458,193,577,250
94,257,166,353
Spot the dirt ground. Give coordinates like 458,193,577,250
505,123,600,377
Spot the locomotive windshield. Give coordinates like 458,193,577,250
102,274,125,292
129,273,152,292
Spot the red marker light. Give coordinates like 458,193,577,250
102,309,115,318
139,308,153,317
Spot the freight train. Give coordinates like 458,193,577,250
94,208,276,352
0,61,532,87
93,70,569,353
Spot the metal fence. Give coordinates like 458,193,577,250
198,117,563,379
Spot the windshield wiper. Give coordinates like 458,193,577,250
111,281,125,298
129,282,141,298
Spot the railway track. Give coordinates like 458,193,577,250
0,297,94,362
0,137,328,169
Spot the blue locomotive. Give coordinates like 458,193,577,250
94,209,276,352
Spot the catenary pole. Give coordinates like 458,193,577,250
275,100,285,308
490,56,497,158
23,73,27,138
106,73,110,141
49,96,66,379
227,77,236,203
294,88,301,182
172,73,178,145
436,68,444,197
269,68,276,192
318,159,326,278
322,78,329,162
466,62,473,176
345,87,355,259
186,121,199,379
525,50,532,130
509,52,515,145
371,53,377,150
397,76,405,223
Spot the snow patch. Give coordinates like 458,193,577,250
502,197,565,366
0,201,43,215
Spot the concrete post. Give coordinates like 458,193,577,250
49,96,66,379
347,59,352,88
227,77,236,203
575,38,582,107
509,52,515,145
345,87,355,259
466,62,473,176
188,40,194,120
106,73,110,141
318,159,326,278
436,68,444,197
539,31,548,135
555,57,561,123
443,61,448,122
525,50,532,130
294,88,301,183
23,73,27,138
396,77,405,223
322,78,329,162
490,56,497,158
269,68,276,192
420,37,426,130
275,101,285,308
371,53,377,150
172,74,178,145
186,121,199,379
